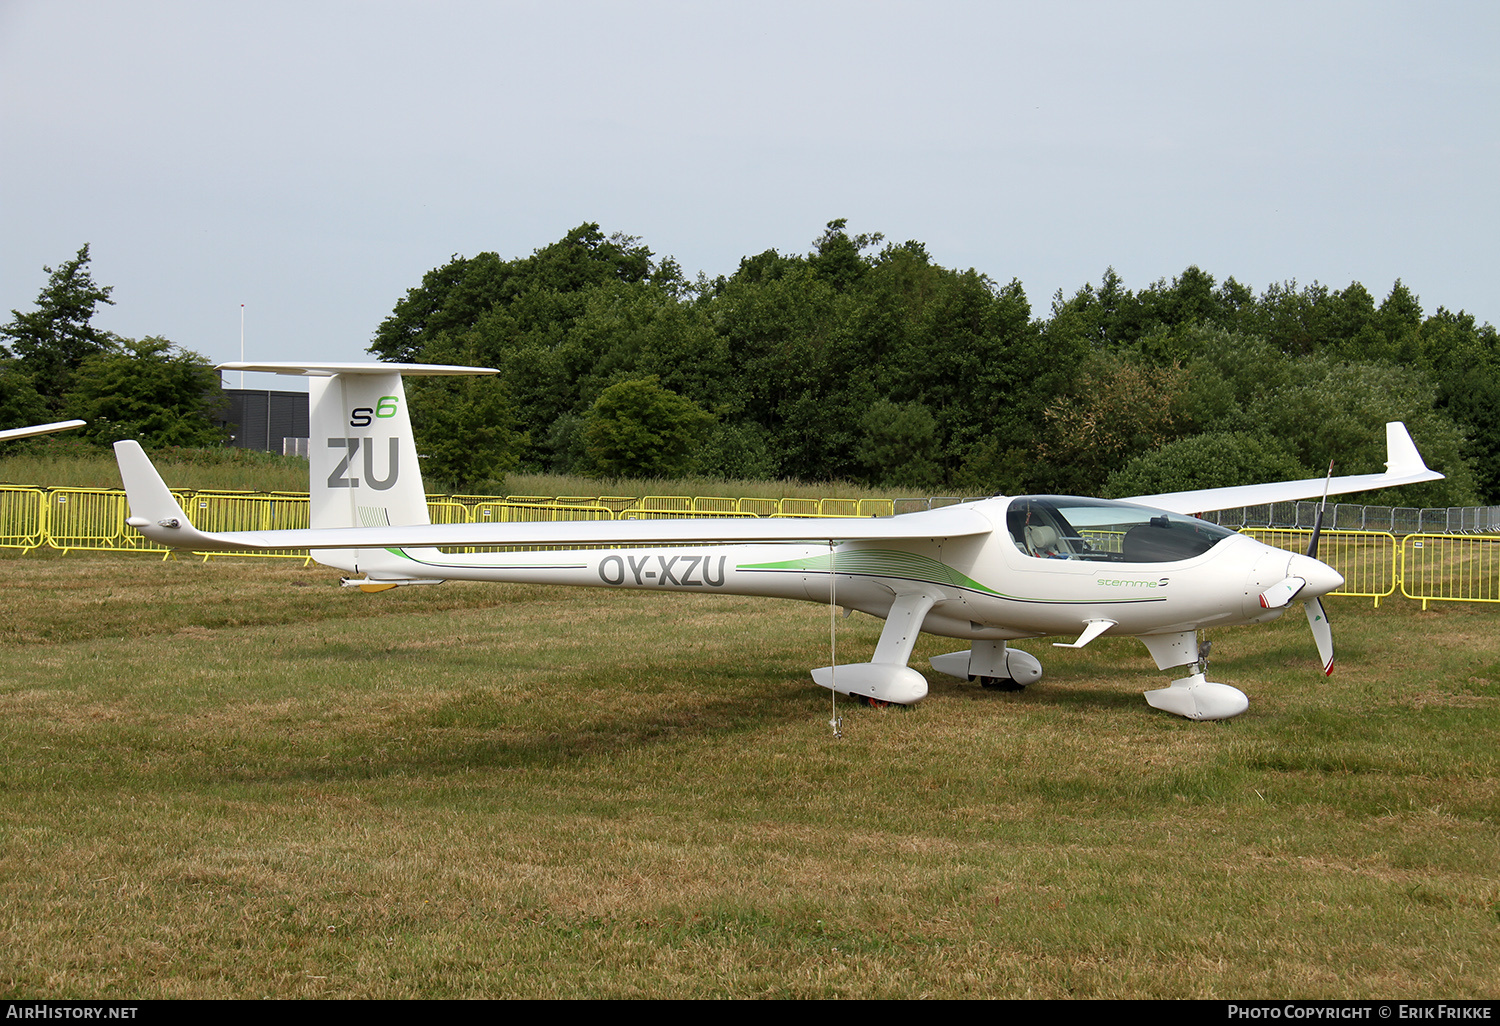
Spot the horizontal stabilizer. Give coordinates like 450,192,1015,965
217,361,496,377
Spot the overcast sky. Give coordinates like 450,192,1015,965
3,0,1496,392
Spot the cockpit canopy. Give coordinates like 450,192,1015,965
1006,496,1237,563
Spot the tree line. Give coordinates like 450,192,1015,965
371,221,1496,505
0,245,224,448
4,228,1496,506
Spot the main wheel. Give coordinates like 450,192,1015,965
979,675,1026,692
855,695,910,710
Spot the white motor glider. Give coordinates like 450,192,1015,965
113,363,1444,720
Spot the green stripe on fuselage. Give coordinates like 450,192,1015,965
737,549,1001,596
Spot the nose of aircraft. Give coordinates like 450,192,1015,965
1286,552,1344,598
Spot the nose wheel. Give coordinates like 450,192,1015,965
973,674,1026,692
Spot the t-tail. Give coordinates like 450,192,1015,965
218,362,497,575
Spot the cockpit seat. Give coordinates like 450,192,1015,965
1025,524,1062,557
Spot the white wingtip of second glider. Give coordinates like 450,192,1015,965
113,440,201,544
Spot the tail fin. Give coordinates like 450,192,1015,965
307,370,428,530
219,362,496,570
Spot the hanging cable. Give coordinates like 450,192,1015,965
828,538,842,739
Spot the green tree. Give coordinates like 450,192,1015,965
892,268,1050,479
951,437,1028,498
1032,353,1190,494
707,259,852,480
706,226,1049,486
1047,265,1227,356
697,420,777,481
368,224,698,473
1,245,117,407
583,377,715,478
1173,328,1297,434
1103,432,1310,498
64,337,226,447
367,224,1499,502
368,224,670,365
808,218,884,292
1421,308,1500,502
856,400,943,490
406,371,521,491
0,360,49,431
1245,357,1478,507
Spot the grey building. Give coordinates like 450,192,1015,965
216,389,310,456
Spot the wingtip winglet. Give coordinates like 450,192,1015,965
113,440,197,541
1384,422,1430,478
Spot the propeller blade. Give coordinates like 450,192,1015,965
1307,459,1334,560
1305,597,1334,676
1259,575,1307,609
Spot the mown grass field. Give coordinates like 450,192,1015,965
1,550,1496,998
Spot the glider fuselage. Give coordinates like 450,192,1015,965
341,496,1301,644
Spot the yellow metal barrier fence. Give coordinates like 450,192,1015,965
1401,534,1500,609
737,498,783,517
192,492,312,563
450,493,896,518
0,487,46,552
446,502,617,554
776,498,822,517
47,487,173,555
817,498,861,517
